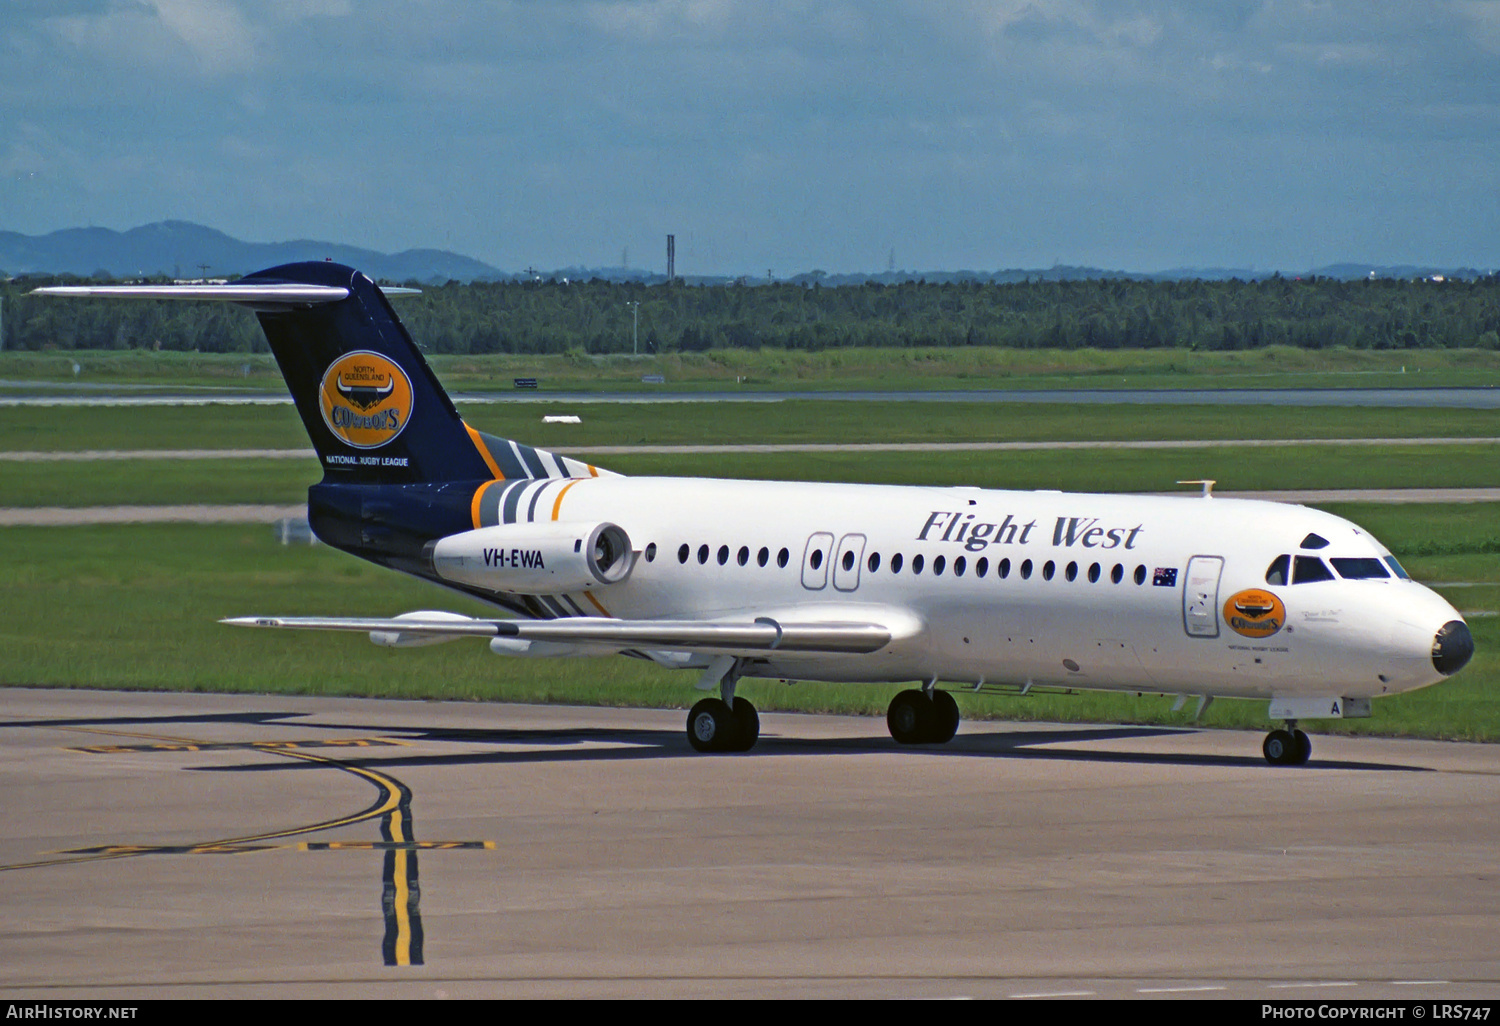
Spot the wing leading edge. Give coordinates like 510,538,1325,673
221,614,894,655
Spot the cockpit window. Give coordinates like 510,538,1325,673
1292,555,1335,584
1300,533,1330,550
1331,557,1391,580
1384,556,1410,580
1265,554,1290,586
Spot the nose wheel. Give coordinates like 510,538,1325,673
1263,726,1311,766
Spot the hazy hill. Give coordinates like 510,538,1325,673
0,221,504,282
1,221,1490,284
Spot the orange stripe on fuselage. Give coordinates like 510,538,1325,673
582,591,611,616
471,479,496,529
464,423,504,481
551,479,581,521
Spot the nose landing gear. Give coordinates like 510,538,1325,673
1263,723,1312,766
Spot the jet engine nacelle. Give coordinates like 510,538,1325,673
429,521,634,594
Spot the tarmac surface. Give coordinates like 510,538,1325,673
2,687,1497,999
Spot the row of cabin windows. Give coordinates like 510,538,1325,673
661,540,1151,586
671,543,794,568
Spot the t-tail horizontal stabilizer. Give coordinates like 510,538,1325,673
32,264,602,486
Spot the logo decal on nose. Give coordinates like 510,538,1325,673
1224,588,1286,638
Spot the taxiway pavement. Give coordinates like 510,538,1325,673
1,688,1497,999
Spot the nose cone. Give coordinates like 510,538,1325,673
1432,620,1474,677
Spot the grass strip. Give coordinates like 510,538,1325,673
6,346,1500,392
4,444,1498,508
5,400,1500,453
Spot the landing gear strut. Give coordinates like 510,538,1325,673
1263,722,1312,766
686,659,759,753
887,686,961,745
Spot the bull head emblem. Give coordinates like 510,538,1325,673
336,373,394,411
1234,597,1276,619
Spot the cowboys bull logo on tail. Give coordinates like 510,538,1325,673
318,351,414,449
1223,588,1286,639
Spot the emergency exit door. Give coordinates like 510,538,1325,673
1183,555,1223,638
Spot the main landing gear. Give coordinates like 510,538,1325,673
887,686,961,745
1263,722,1312,766
686,696,759,753
686,657,760,753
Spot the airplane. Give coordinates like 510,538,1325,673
37,262,1475,765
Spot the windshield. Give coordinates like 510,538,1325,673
1331,557,1391,580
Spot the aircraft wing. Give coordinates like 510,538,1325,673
221,614,894,655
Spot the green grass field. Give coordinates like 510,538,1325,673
5,345,1500,393
4,443,1497,508
4,398,1498,453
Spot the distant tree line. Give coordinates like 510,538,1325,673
3,273,1498,354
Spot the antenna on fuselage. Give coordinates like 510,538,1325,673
1177,479,1216,498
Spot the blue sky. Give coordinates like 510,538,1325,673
3,1,1498,275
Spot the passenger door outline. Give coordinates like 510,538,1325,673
801,532,834,591
832,533,867,592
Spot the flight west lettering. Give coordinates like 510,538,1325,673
482,547,546,570
918,512,1144,551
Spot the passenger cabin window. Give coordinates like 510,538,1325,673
1331,557,1390,580
1265,554,1290,586
1292,555,1335,584
891,553,904,574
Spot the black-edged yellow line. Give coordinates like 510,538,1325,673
55,840,493,856
2,725,409,870
68,737,411,754
380,792,423,967
10,722,460,967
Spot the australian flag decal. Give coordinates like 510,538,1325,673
1152,567,1179,587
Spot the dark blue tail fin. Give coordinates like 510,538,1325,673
243,262,602,485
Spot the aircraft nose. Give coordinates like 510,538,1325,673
1432,620,1474,677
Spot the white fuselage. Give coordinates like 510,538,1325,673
485,475,1461,702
